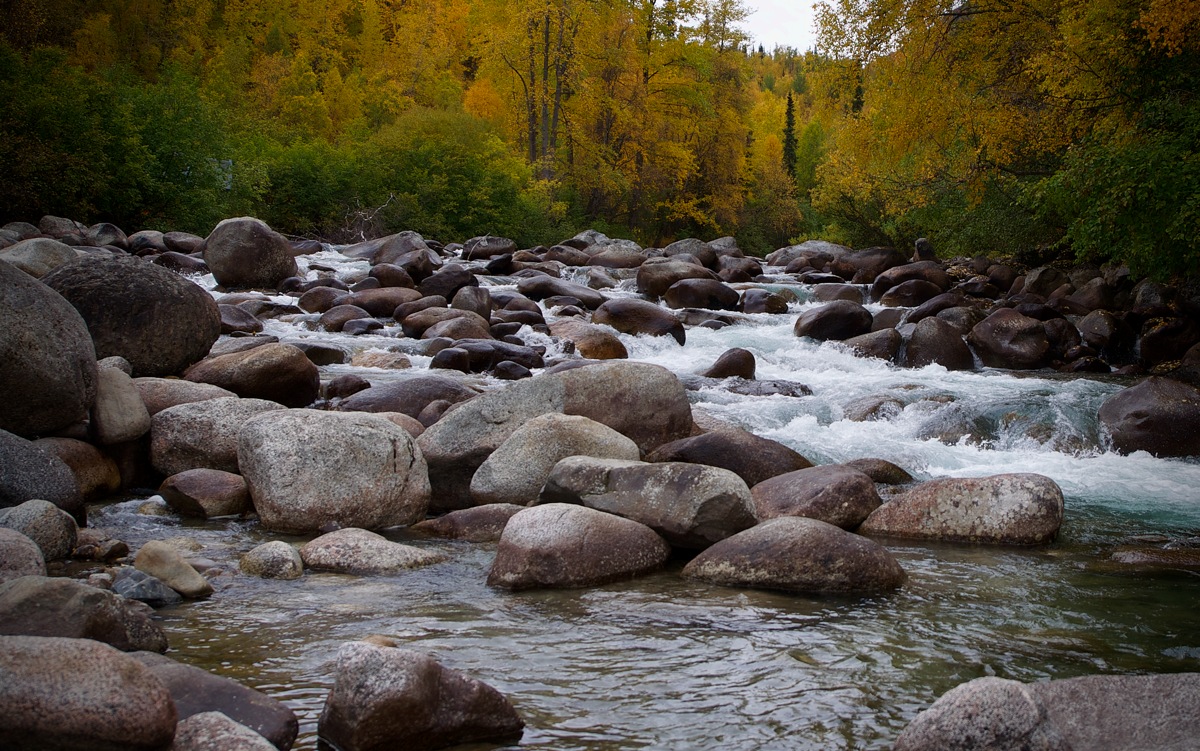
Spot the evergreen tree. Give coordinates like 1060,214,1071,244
782,91,798,178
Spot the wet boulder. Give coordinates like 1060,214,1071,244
1098,377,1200,457
698,348,756,379
471,414,640,506
751,465,882,529
880,279,944,308
592,298,686,344
240,541,304,580
968,308,1050,369
134,540,214,599
739,288,791,314
845,329,904,362
859,473,1063,545
203,217,298,289
0,428,85,521
663,279,740,310
682,517,906,594
515,276,606,309
636,258,720,297
0,575,168,652
645,428,812,488
833,246,907,282
843,458,914,485
150,397,284,476
172,712,278,751
0,528,46,582
300,528,446,575
416,362,693,510
904,316,975,370
0,635,177,751
238,410,430,533
489,504,669,589
411,504,525,543
0,259,97,436
549,320,628,359
159,468,250,518
794,300,873,341
894,673,1200,751
0,500,77,561
870,261,950,300
0,237,77,277
538,457,757,549
43,254,221,377
183,343,319,408
318,640,524,751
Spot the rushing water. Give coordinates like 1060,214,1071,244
90,249,1200,750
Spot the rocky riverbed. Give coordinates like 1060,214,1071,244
2,214,1200,750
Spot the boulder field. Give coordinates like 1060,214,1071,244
2,214,1199,749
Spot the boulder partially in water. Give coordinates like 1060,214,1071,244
471,413,640,506
240,541,304,580
894,673,1200,751
592,298,686,344
793,300,873,341
0,635,177,751
203,217,298,290
967,308,1050,369
318,640,524,751
134,540,213,599
300,528,446,575
172,712,278,751
751,465,882,529
159,468,251,519
0,575,168,652
1098,376,1200,458
132,651,299,751
488,504,670,590
239,410,430,534
411,504,524,542
859,473,1063,545
539,457,757,549
682,517,906,594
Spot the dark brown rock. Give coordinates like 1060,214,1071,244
1098,377,1200,457
411,504,525,542
645,428,811,487
751,465,882,529
203,217,298,289
793,300,873,341
183,343,319,407
0,575,167,652
904,316,975,370
968,308,1050,369
593,298,686,344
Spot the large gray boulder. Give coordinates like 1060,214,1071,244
41,254,221,377
681,517,906,594
0,575,168,652
0,499,77,561
750,465,882,529
904,316,975,370
0,429,84,520
0,528,46,582
417,362,693,510
488,504,670,590
150,397,284,476
203,217,298,289
319,640,524,751
1098,376,1200,457
0,259,97,437
0,635,177,751
238,410,430,533
539,457,757,549
471,413,640,506
133,377,237,416
300,528,446,574
0,237,77,277
132,652,298,750
894,673,1200,751
183,343,319,408
859,473,1063,544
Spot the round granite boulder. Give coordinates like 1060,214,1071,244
203,217,298,290
41,255,220,377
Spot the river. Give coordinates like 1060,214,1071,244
90,248,1200,749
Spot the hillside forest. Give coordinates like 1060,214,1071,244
1,0,1196,275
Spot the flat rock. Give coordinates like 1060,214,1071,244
300,528,447,575
135,539,214,598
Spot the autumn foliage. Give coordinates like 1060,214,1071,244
1,0,1196,272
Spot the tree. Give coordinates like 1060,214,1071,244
782,91,797,178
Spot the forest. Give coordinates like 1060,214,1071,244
1,0,1196,275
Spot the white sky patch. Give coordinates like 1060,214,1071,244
739,0,819,53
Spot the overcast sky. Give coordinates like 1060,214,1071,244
740,0,819,53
